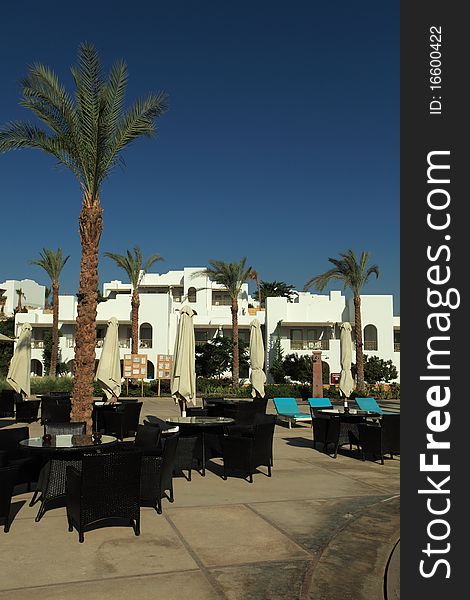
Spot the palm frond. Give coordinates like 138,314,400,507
30,248,70,283
101,92,168,177
304,249,379,296
199,257,252,300
105,247,162,289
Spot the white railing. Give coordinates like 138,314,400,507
119,338,131,348
139,338,152,349
394,343,400,352
31,340,44,349
290,340,329,351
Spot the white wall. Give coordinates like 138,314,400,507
12,269,400,383
0,279,45,315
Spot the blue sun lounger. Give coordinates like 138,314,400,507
307,398,333,410
273,397,312,428
355,397,395,415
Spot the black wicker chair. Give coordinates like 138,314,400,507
15,399,40,423
173,436,199,481
0,389,18,418
140,432,179,514
44,422,86,436
0,466,19,532
40,396,71,425
118,424,162,452
66,450,142,542
48,392,72,398
102,402,143,440
221,415,276,483
30,450,84,521
0,427,38,490
358,414,400,464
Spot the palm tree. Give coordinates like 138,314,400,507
259,280,295,307
249,269,262,306
0,43,167,426
30,248,70,376
304,250,379,394
15,289,26,312
104,247,163,354
198,258,252,385
44,286,52,310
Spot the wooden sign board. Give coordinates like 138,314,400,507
156,354,173,396
123,354,148,378
156,354,173,380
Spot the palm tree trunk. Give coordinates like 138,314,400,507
354,294,365,395
50,281,59,377
256,275,261,306
131,290,140,355
231,300,239,385
72,198,103,431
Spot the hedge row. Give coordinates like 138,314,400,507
0,376,400,400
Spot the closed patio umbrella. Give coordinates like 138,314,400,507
339,322,354,404
7,322,32,398
250,318,266,398
95,317,121,401
171,305,196,415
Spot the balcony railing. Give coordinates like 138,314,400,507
95,338,130,348
31,340,45,349
139,338,152,349
290,340,329,351
364,341,378,351
394,342,400,352
66,338,75,348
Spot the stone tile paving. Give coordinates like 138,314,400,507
0,397,400,599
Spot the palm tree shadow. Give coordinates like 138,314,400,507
283,437,313,448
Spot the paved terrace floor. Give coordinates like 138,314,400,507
1,398,400,600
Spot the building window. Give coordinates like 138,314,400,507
394,329,400,352
172,287,183,302
212,291,232,306
290,329,303,350
31,359,43,376
139,323,153,348
363,324,378,351
187,287,197,303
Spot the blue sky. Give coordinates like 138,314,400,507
0,1,399,311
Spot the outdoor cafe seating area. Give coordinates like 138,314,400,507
1,391,399,540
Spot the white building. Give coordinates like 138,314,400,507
13,268,400,382
265,291,400,382
0,279,46,316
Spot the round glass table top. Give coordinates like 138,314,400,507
316,408,379,416
19,434,117,449
165,416,235,426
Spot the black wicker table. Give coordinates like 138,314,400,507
314,409,375,457
20,435,117,521
165,417,234,476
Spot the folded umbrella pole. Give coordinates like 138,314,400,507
7,322,31,399
171,306,196,416
339,322,354,408
250,318,266,398
95,317,122,401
